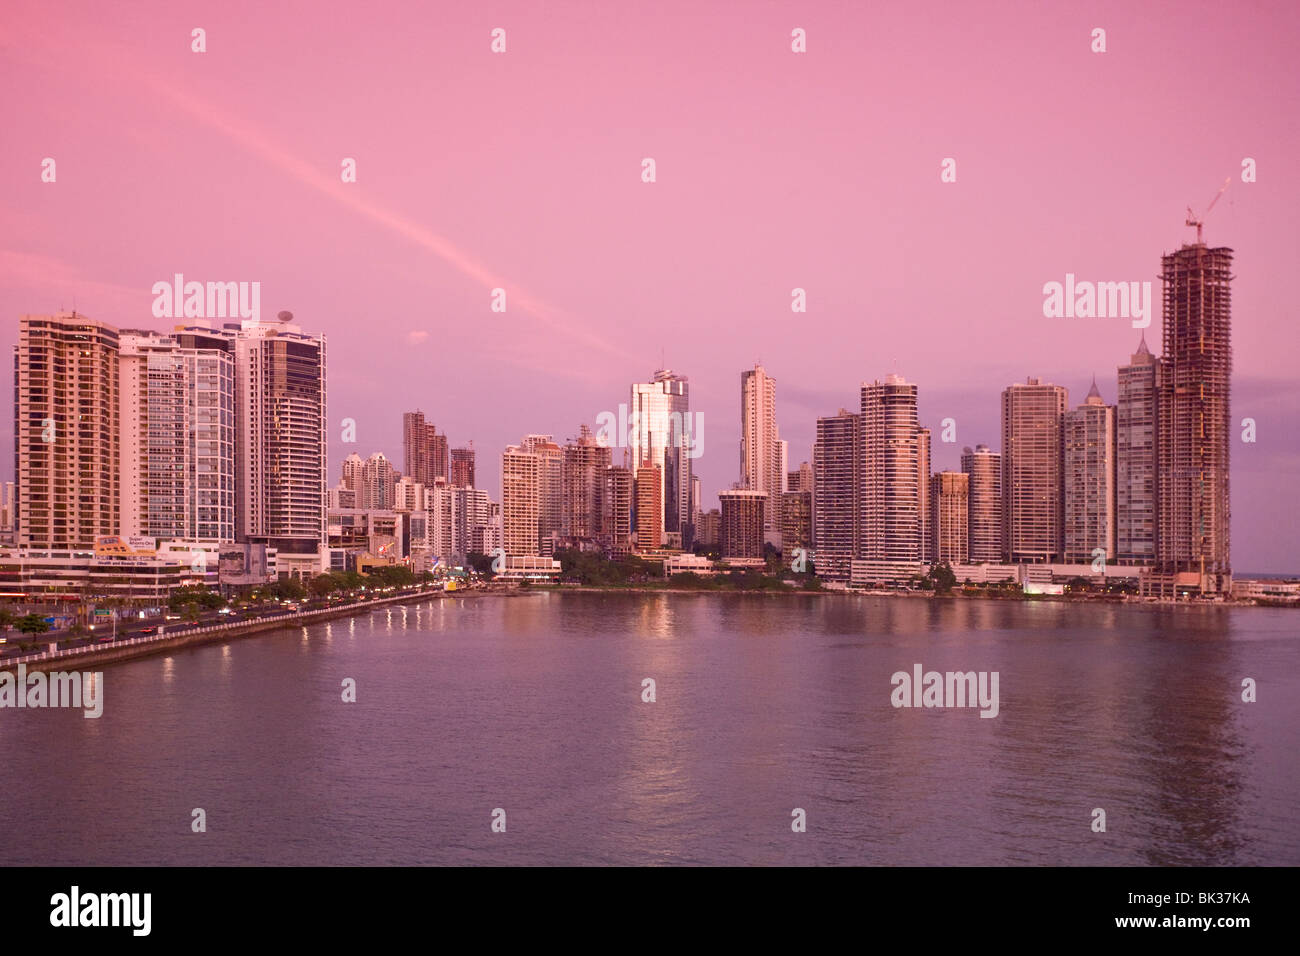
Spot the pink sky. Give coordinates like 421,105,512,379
2,0,1297,571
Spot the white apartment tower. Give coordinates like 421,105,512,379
501,444,541,556
1064,380,1116,563
860,375,924,562
119,327,236,544
227,313,327,571
960,444,1003,562
740,364,783,542
1117,335,1158,564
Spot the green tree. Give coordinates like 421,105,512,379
931,563,958,594
309,573,340,598
763,542,783,574
266,576,308,601
364,565,415,589
466,551,495,578
16,613,51,635
168,585,225,612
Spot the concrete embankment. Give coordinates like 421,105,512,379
0,589,459,675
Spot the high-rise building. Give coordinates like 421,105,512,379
521,434,562,556
327,484,358,510
740,365,783,540
118,327,236,544
779,490,812,550
394,475,425,513
634,464,663,551
690,475,701,533
341,451,398,510
695,508,721,549
454,486,493,562
861,376,923,562
402,411,448,485
812,409,861,580
1117,335,1158,564
424,477,457,568
1064,380,1116,563
15,313,120,549
562,425,610,541
501,444,540,556
603,466,635,554
228,312,327,572
630,369,693,541
930,471,969,565
450,444,476,488
478,504,502,557
359,452,399,511
1157,242,1233,590
917,424,932,564
960,444,1003,562
1001,377,1067,563
340,452,364,494
787,461,814,495
719,488,766,560
0,481,14,535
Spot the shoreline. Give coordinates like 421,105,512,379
512,583,1275,609
0,588,494,675
3,581,1282,674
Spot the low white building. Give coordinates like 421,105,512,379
0,548,200,603
1231,579,1300,602
663,553,717,575
497,555,562,582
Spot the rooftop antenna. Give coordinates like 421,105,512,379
1185,177,1231,244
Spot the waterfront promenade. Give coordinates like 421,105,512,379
0,587,456,674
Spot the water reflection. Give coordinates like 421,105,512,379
0,593,1292,867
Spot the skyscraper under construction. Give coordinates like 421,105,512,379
1155,242,1232,593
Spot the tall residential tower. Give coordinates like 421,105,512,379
14,313,120,548
1117,336,1158,564
1001,377,1067,563
740,364,783,542
630,369,694,544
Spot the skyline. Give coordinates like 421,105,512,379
5,300,1241,578
2,0,1297,570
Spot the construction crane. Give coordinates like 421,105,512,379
1185,177,1231,244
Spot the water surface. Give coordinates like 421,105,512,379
2,593,1295,866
